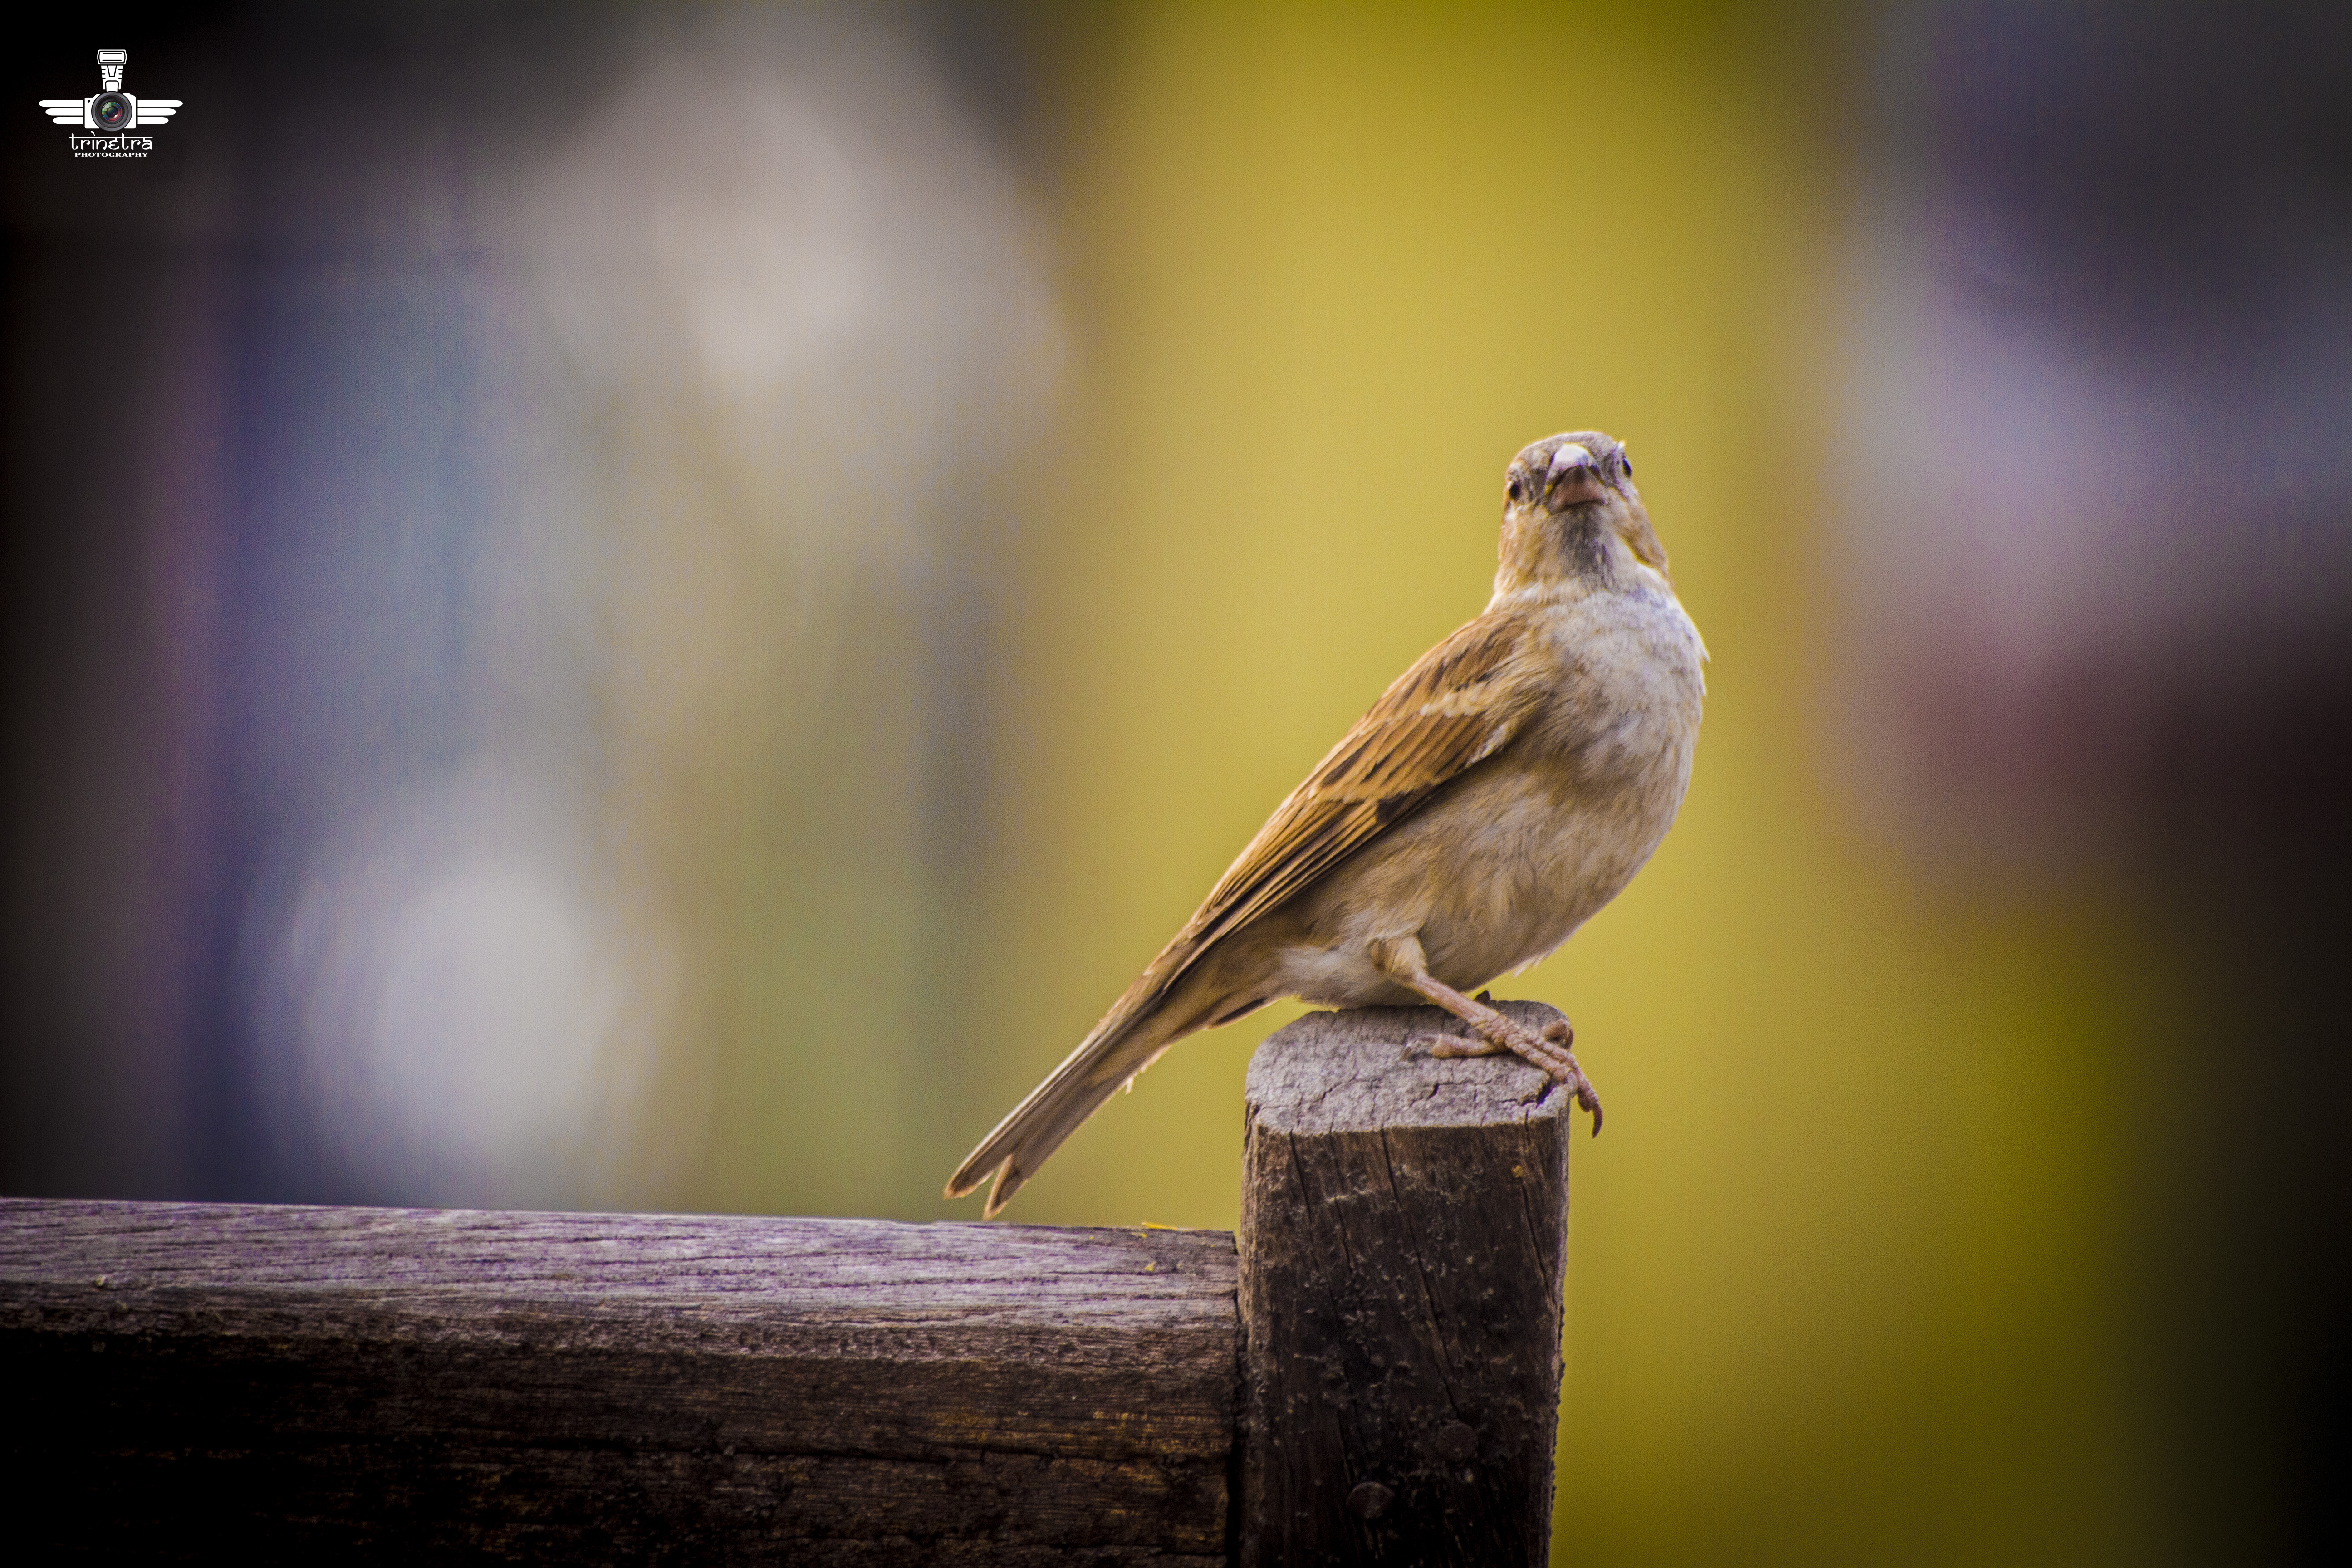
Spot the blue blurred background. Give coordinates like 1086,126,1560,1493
4,4,2347,1561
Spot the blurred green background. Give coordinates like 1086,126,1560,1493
5,4,2346,1562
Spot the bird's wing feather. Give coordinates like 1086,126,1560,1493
944,608,1539,1212
1145,608,1537,990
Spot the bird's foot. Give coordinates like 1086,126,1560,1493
1417,1031,1506,1059
1413,1016,1601,1134
1541,1021,1603,1136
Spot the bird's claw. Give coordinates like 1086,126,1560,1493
1525,1019,1600,1131
1416,1030,1505,1060
1523,1017,1602,1135
1415,1015,1602,1134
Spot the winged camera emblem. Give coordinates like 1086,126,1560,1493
39,49,181,134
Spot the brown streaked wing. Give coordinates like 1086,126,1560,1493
1132,610,1535,999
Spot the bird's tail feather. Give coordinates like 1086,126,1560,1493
945,988,1197,1218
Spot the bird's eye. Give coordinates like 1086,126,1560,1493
1507,476,1527,503
1619,451,1634,478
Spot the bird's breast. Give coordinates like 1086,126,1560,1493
1531,584,1706,783
1413,587,1703,985
1267,583,1705,1005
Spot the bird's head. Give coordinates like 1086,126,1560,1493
1493,430,1668,599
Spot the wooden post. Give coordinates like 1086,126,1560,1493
1238,1002,1574,1567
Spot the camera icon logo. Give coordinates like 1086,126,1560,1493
39,49,181,147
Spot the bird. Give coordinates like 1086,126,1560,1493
946,431,1705,1217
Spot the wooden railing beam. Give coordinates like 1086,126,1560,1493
0,1203,1237,1562
0,1003,1572,1564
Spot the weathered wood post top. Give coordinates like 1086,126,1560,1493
1240,1001,1574,1567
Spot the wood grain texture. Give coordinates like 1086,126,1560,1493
0,1201,1237,1563
1238,1004,1572,1568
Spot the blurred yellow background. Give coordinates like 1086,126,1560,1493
662,8,2157,1560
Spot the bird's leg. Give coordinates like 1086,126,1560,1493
1372,936,1602,1133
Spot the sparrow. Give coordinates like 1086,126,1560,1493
947,431,1706,1217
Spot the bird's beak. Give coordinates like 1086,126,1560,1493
1545,443,1605,509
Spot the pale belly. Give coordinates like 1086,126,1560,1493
1268,761,1686,1004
